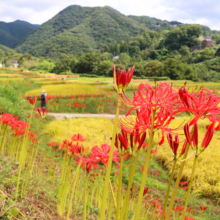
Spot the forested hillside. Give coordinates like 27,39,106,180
16,5,148,57
0,20,39,48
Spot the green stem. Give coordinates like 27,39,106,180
15,108,34,200
100,95,121,220
66,162,81,220
161,159,177,220
181,155,198,220
84,174,89,220
165,125,195,220
133,110,156,220
116,156,124,220
124,152,141,220
109,178,117,210
121,151,140,220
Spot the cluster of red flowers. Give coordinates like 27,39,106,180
78,143,120,173
0,113,37,143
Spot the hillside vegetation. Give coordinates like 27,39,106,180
0,20,39,48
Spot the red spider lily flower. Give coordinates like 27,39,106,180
124,82,180,114
155,172,159,176
176,205,183,211
141,166,144,170
71,133,86,142
113,65,135,94
32,138,37,143
201,120,215,148
156,209,163,215
47,142,57,147
143,186,149,196
167,133,180,157
152,149,157,154
185,217,195,220
78,144,120,167
178,87,220,125
200,205,206,211
179,181,188,185
187,207,192,212
192,122,198,147
0,113,15,125
37,108,49,118
28,96,37,106
183,186,188,190
184,123,192,145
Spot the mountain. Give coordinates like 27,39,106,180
0,20,39,48
16,5,148,57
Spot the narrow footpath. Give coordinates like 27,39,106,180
47,113,123,119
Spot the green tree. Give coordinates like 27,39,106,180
163,58,185,79
38,60,55,72
143,60,164,77
179,45,192,63
52,54,71,74
98,60,113,76
76,52,100,74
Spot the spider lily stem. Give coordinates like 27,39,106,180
165,125,195,220
181,155,198,220
133,110,156,220
161,159,177,220
100,95,121,219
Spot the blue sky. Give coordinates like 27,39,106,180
0,0,220,30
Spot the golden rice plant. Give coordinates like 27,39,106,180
35,80,68,85
154,117,220,201
25,84,101,97
43,117,113,153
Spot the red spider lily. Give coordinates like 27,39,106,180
122,107,176,145
0,113,15,125
78,144,120,168
71,133,86,142
116,127,146,152
179,181,188,185
156,209,163,215
124,82,180,114
178,87,220,125
69,143,85,155
184,123,192,145
37,108,49,118
167,133,180,157
48,142,57,147
28,96,37,106
143,186,149,196
192,122,198,147
113,65,135,93
176,205,183,211
200,205,206,211
201,120,215,148
32,138,37,143
152,149,157,154
185,217,195,220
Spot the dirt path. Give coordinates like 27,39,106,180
47,113,123,119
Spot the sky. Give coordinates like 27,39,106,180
1,0,220,30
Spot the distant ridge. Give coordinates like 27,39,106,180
0,20,39,48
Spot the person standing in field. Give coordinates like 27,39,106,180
41,89,47,109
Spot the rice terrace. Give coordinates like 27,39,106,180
1,3,220,220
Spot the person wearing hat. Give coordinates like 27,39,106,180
40,89,47,109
